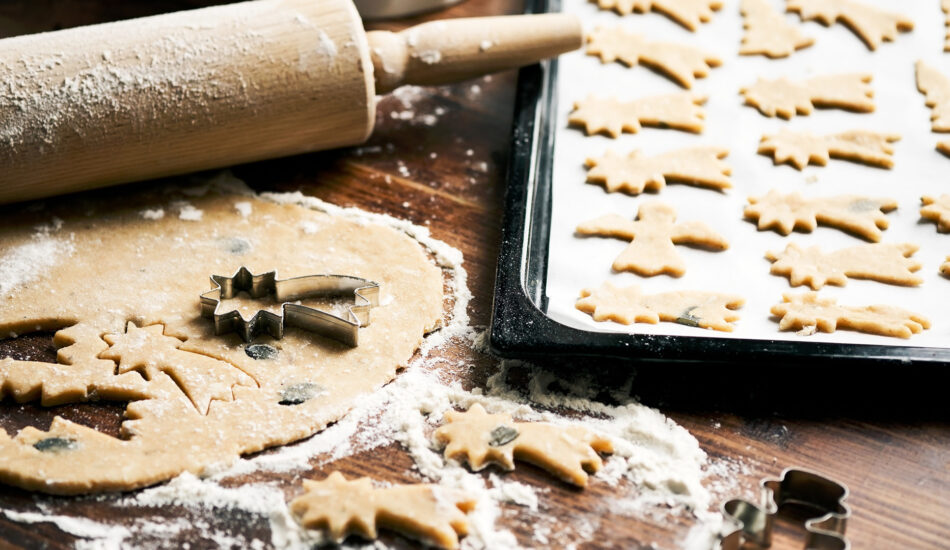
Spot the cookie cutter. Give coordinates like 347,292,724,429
199,267,380,347
717,468,850,550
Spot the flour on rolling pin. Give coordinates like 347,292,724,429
0,1,580,205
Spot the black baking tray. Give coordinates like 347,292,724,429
488,0,950,367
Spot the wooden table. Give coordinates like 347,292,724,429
1,1,948,548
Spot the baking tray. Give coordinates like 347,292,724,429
489,0,950,366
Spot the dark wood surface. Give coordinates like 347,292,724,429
2,1,949,549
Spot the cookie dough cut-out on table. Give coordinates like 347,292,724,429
585,26,721,88
0,187,444,494
915,60,950,132
290,472,475,549
758,129,899,169
766,242,923,289
744,190,897,241
786,0,913,50
944,0,950,52
740,74,874,119
771,292,930,338
434,403,614,487
576,281,744,332
568,93,707,137
576,201,729,276
585,147,732,194
589,0,723,31
921,195,950,232
739,0,814,58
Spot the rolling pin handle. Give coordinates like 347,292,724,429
368,13,583,94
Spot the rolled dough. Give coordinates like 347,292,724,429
0,183,444,494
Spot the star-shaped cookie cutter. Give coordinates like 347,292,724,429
716,467,850,550
199,267,380,347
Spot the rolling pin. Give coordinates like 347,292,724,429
0,0,581,204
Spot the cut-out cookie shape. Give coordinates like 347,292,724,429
289,472,475,549
758,129,899,169
938,141,950,158
945,0,950,52
590,0,723,31
434,403,614,487
921,195,950,232
741,74,873,119
586,26,721,88
568,94,707,137
576,201,729,276
771,292,930,338
786,0,913,50
576,281,744,331
744,190,897,241
0,187,443,494
585,147,732,194
915,61,950,132
740,0,814,58
766,242,923,289
941,256,950,276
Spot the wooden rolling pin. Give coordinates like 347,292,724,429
0,0,581,204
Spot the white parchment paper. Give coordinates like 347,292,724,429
546,0,950,347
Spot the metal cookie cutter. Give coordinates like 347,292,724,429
199,267,380,347
717,468,850,550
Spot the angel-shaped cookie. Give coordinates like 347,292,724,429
577,281,744,332
576,201,729,276
434,404,613,487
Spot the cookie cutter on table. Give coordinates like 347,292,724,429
199,267,380,347
716,468,851,550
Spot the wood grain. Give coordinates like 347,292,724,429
1,1,949,549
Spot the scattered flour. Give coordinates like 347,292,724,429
0,177,729,549
177,202,204,221
140,208,165,220
0,224,74,299
234,201,253,218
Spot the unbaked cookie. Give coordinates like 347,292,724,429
569,94,707,137
435,403,613,487
576,201,729,276
590,0,723,31
576,281,744,332
290,472,475,549
766,242,922,289
787,0,913,51
739,0,814,58
771,292,930,338
586,26,721,88
916,60,950,132
920,194,950,232
758,129,899,169
744,190,896,241
585,147,731,194
741,74,873,119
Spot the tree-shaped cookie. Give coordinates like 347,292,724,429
590,0,723,31
289,472,475,549
915,61,950,132
766,242,922,289
576,281,744,331
740,0,814,58
771,292,930,338
585,147,732,194
741,74,873,119
786,0,913,50
744,190,897,241
758,129,899,169
586,27,721,88
434,403,613,487
921,195,950,232
569,94,707,137
576,201,729,276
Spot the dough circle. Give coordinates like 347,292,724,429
0,186,443,494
